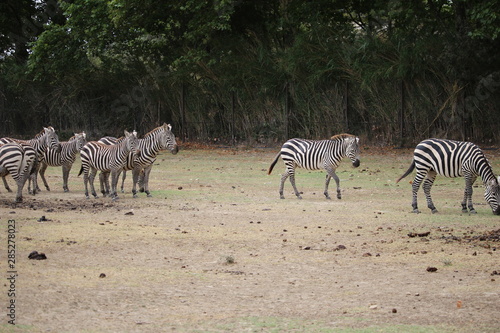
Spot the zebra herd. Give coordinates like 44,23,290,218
1,126,500,215
269,135,500,215
0,123,178,203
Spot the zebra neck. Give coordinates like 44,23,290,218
139,135,162,156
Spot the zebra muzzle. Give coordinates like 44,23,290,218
352,159,360,168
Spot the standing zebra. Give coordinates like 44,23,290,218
98,123,178,197
268,134,361,199
0,126,61,194
0,142,37,202
39,132,87,192
78,130,138,200
396,138,500,215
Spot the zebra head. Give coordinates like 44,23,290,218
124,130,139,155
44,126,61,153
73,132,87,150
162,123,179,155
345,136,361,168
485,177,500,215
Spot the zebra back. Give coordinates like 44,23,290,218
414,138,496,182
80,130,138,172
0,127,61,156
42,132,86,167
279,134,360,170
0,142,37,181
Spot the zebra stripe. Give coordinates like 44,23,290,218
0,142,37,202
396,138,500,215
0,126,61,194
268,134,361,199
39,132,87,192
78,130,138,200
99,123,178,197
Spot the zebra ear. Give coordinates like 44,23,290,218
168,124,172,131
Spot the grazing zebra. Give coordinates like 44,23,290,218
396,138,500,215
0,126,61,194
268,134,361,199
99,123,178,197
0,142,37,202
78,130,138,200
39,132,87,192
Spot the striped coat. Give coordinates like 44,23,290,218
78,130,138,200
268,134,361,200
0,142,37,202
396,138,500,214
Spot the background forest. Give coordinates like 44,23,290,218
1,0,499,146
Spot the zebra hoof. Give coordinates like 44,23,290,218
297,196,303,200
15,197,23,203
147,194,153,198
45,187,51,191
469,209,477,214
431,209,439,214
337,195,342,200
462,209,468,213
133,194,138,198
412,209,421,214
325,196,331,200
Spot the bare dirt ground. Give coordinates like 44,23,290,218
1,147,500,332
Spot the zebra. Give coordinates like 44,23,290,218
268,134,361,199
78,130,138,200
39,132,87,192
98,123,178,197
396,138,500,215
0,142,38,202
0,126,61,194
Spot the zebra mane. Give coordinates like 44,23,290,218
330,133,356,141
144,126,163,138
144,123,171,138
32,126,55,140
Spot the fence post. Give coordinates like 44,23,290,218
180,83,187,142
343,81,349,132
231,90,235,146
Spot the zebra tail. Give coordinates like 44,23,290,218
396,160,415,183
78,165,84,177
267,152,281,175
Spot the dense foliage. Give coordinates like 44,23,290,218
1,0,499,145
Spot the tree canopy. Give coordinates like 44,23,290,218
1,0,499,145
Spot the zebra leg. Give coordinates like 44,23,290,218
410,172,426,213
462,175,477,214
88,169,98,198
324,175,332,199
39,162,50,191
278,172,289,199
120,170,126,193
422,171,438,213
142,165,153,197
62,164,72,192
288,172,302,199
325,167,341,199
83,168,90,199
99,172,110,197
138,169,145,192
2,176,12,192
110,170,120,201
131,167,141,198
14,177,26,203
